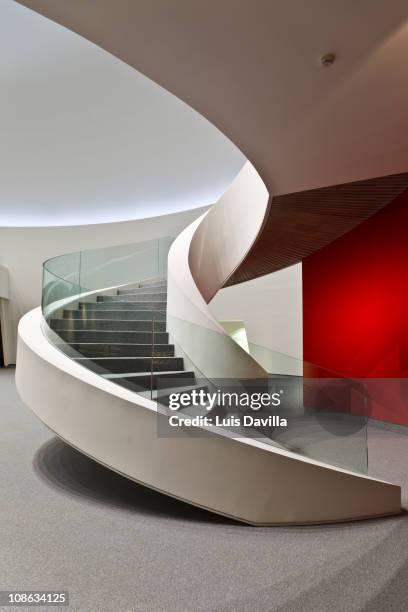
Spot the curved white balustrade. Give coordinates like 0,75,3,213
188,161,270,303
16,307,401,525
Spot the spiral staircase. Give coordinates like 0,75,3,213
15,0,403,524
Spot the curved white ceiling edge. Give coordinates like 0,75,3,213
0,0,245,227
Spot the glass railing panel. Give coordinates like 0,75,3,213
41,236,368,475
42,237,173,321
158,315,368,474
42,251,81,319
41,238,173,401
79,241,161,293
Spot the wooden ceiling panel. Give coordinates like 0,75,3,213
225,172,408,286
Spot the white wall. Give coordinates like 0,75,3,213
210,264,302,375
0,206,208,364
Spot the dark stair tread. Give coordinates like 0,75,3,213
102,370,193,379
73,356,184,374
59,342,174,356
53,321,165,324
118,286,167,295
63,310,166,320
94,300,167,306
138,278,167,287
99,293,167,301
50,319,167,331
78,301,167,311
154,383,208,396
64,342,171,347
54,330,168,341
74,356,182,361
54,329,168,334
55,329,168,335
136,383,208,402
103,370,196,392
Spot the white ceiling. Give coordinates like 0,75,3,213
16,0,408,201
0,1,245,226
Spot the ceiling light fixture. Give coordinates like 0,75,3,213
320,53,336,67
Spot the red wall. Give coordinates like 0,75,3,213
302,188,408,423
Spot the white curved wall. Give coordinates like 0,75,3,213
0,206,208,364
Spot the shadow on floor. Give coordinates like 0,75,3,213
33,437,236,525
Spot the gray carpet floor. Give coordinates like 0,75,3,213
1,367,408,612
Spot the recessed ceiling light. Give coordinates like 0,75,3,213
320,53,336,67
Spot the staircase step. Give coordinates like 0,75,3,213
79,301,167,312
98,293,167,303
104,370,196,392
50,318,166,332
73,356,184,375
63,309,165,321
118,285,167,295
139,278,167,288
59,343,174,358
54,329,169,344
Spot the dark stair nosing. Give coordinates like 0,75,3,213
54,330,169,344
99,293,167,302
79,300,167,305
118,285,167,295
103,370,197,392
154,383,209,396
138,278,167,287
59,343,175,358
103,370,193,379
50,319,167,332
63,310,166,320
78,301,167,311
73,356,184,374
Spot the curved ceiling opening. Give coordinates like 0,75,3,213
0,0,245,227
